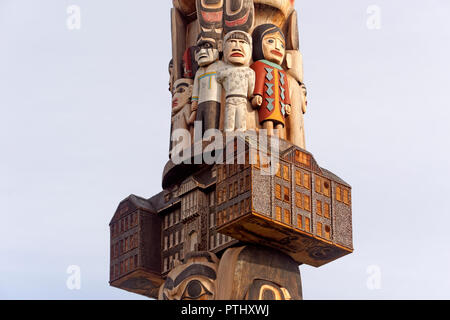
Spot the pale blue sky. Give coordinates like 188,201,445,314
1,0,449,299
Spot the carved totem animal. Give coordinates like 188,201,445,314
196,0,224,39
217,30,255,132
251,24,292,139
223,0,255,33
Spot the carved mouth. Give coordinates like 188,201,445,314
271,50,283,57
231,52,244,57
172,99,178,107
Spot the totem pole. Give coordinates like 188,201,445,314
109,0,354,301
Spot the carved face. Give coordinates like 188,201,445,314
262,31,286,65
224,31,252,66
195,37,220,67
172,79,193,111
159,252,219,300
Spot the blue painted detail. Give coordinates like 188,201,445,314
265,83,274,96
266,98,275,111
280,87,285,100
279,72,285,85
265,68,274,81
281,102,286,116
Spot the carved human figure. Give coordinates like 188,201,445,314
158,252,219,300
217,30,255,133
285,49,307,148
170,79,196,156
251,24,291,139
191,33,225,137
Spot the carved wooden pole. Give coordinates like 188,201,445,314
109,0,353,301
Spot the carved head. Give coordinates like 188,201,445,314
195,33,221,67
223,30,252,66
224,0,254,33
252,24,286,66
158,252,219,300
172,79,194,111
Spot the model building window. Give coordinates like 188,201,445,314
240,200,245,215
324,203,330,219
234,181,238,197
284,209,291,225
305,217,311,232
245,174,251,191
275,184,282,200
317,222,323,237
343,188,350,205
283,165,290,181
303,195,311,211
297,214,303,229
317,200,322,216
115,243,119,257
315,177,322,193
276,206,282,221
164,236,168,250
303,173,311,189
336,186,342,202
276,163,281,178
210,213,215,227
295,192,302,208
295,150,311,167
323,180,331,197
325,225,331,240
229,184,233,199
295,170,302,186
134,255,138,268
217,166,222,182
234,204,239,217
284,187,290,203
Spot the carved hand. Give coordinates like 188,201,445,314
285,104,292,116
252,95,263,109
191,101,198,112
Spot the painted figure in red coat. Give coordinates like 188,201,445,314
251,24,292,139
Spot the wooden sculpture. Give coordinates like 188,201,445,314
251,24,291,139
191,33,225,137
217,30,255,132
109,0,354,301
170,78,196,157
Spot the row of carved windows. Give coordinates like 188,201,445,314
217,161,250,182
164,209,181,230
111,255,138,279
336,186,351,205
163,229,184,251
181,192,198,213
295,171,311,189
217,198,251,226
210,232,232,250
217,174,250,205
163,251,183,272
275,184,291,203
111,213,138,238
295,150,311,167
315,176,331,197
275,164,291,181
295,192,311,212
316,200,331,219
111,233,139,258
275,206,291,225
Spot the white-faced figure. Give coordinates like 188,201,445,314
191,33,224,138
217,30,255,133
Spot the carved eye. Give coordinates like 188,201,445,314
181,279,211,300
268,39,275,44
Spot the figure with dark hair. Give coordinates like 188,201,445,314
251,24,292,138
191,33,225,138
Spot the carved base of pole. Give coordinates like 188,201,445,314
159,245,302,300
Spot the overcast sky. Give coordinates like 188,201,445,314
1,0,450,299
